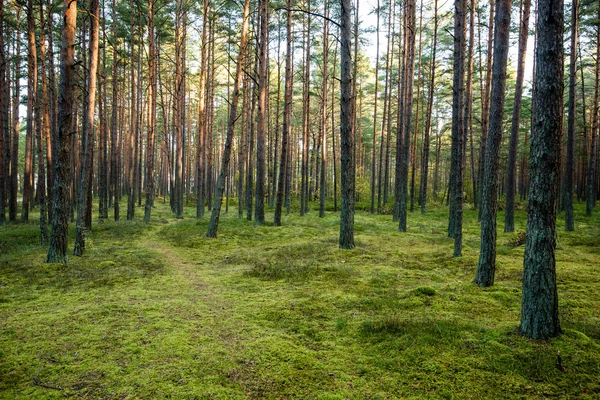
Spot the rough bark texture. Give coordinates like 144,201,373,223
206,0,250,237
47,0,77,264
450,0,466,256
475,0,511,287
398,0,416,232
339,0,355,249
505,0,531,233
520,0,563,340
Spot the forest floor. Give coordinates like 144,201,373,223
1,199,599,399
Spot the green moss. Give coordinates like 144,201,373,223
0,201,599,398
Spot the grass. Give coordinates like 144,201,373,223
1,199,599,399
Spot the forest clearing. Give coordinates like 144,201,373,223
1,201,599,398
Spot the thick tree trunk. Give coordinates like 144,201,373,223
520,0,563,340
505,0,531,232
47,0,77,263
339,0,355,248
206,0,250,237
475,0,511,286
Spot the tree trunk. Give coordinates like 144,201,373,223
398,0,416,232
255,0,268,224
47,0,77,263
111,0,120,221
563,0,578,231
475,0,511,286
300,3,311,216
144,0,157,222
274,0,293,226
23,0,37,222
505,0,531,232
449,0,466,255
520,0,563,340
339,0,355,248
74,0,100,255
206,0,250,237
419,0,437,214
37,0,49,243
370,0,380,215
319,3,329,218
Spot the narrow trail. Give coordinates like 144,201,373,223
139,225,258,396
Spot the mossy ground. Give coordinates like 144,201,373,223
1,199,599,399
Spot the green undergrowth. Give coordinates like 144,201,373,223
1,200,599,399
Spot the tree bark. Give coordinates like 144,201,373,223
398,0,416,232
274,0,293,226
23,0,37,222
339,0,355,248
319,3,329,218
520,0,563,340
47,0,77,263
255,0,268,224
449,0,466,255
74,0,100,256
475,0,511,286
